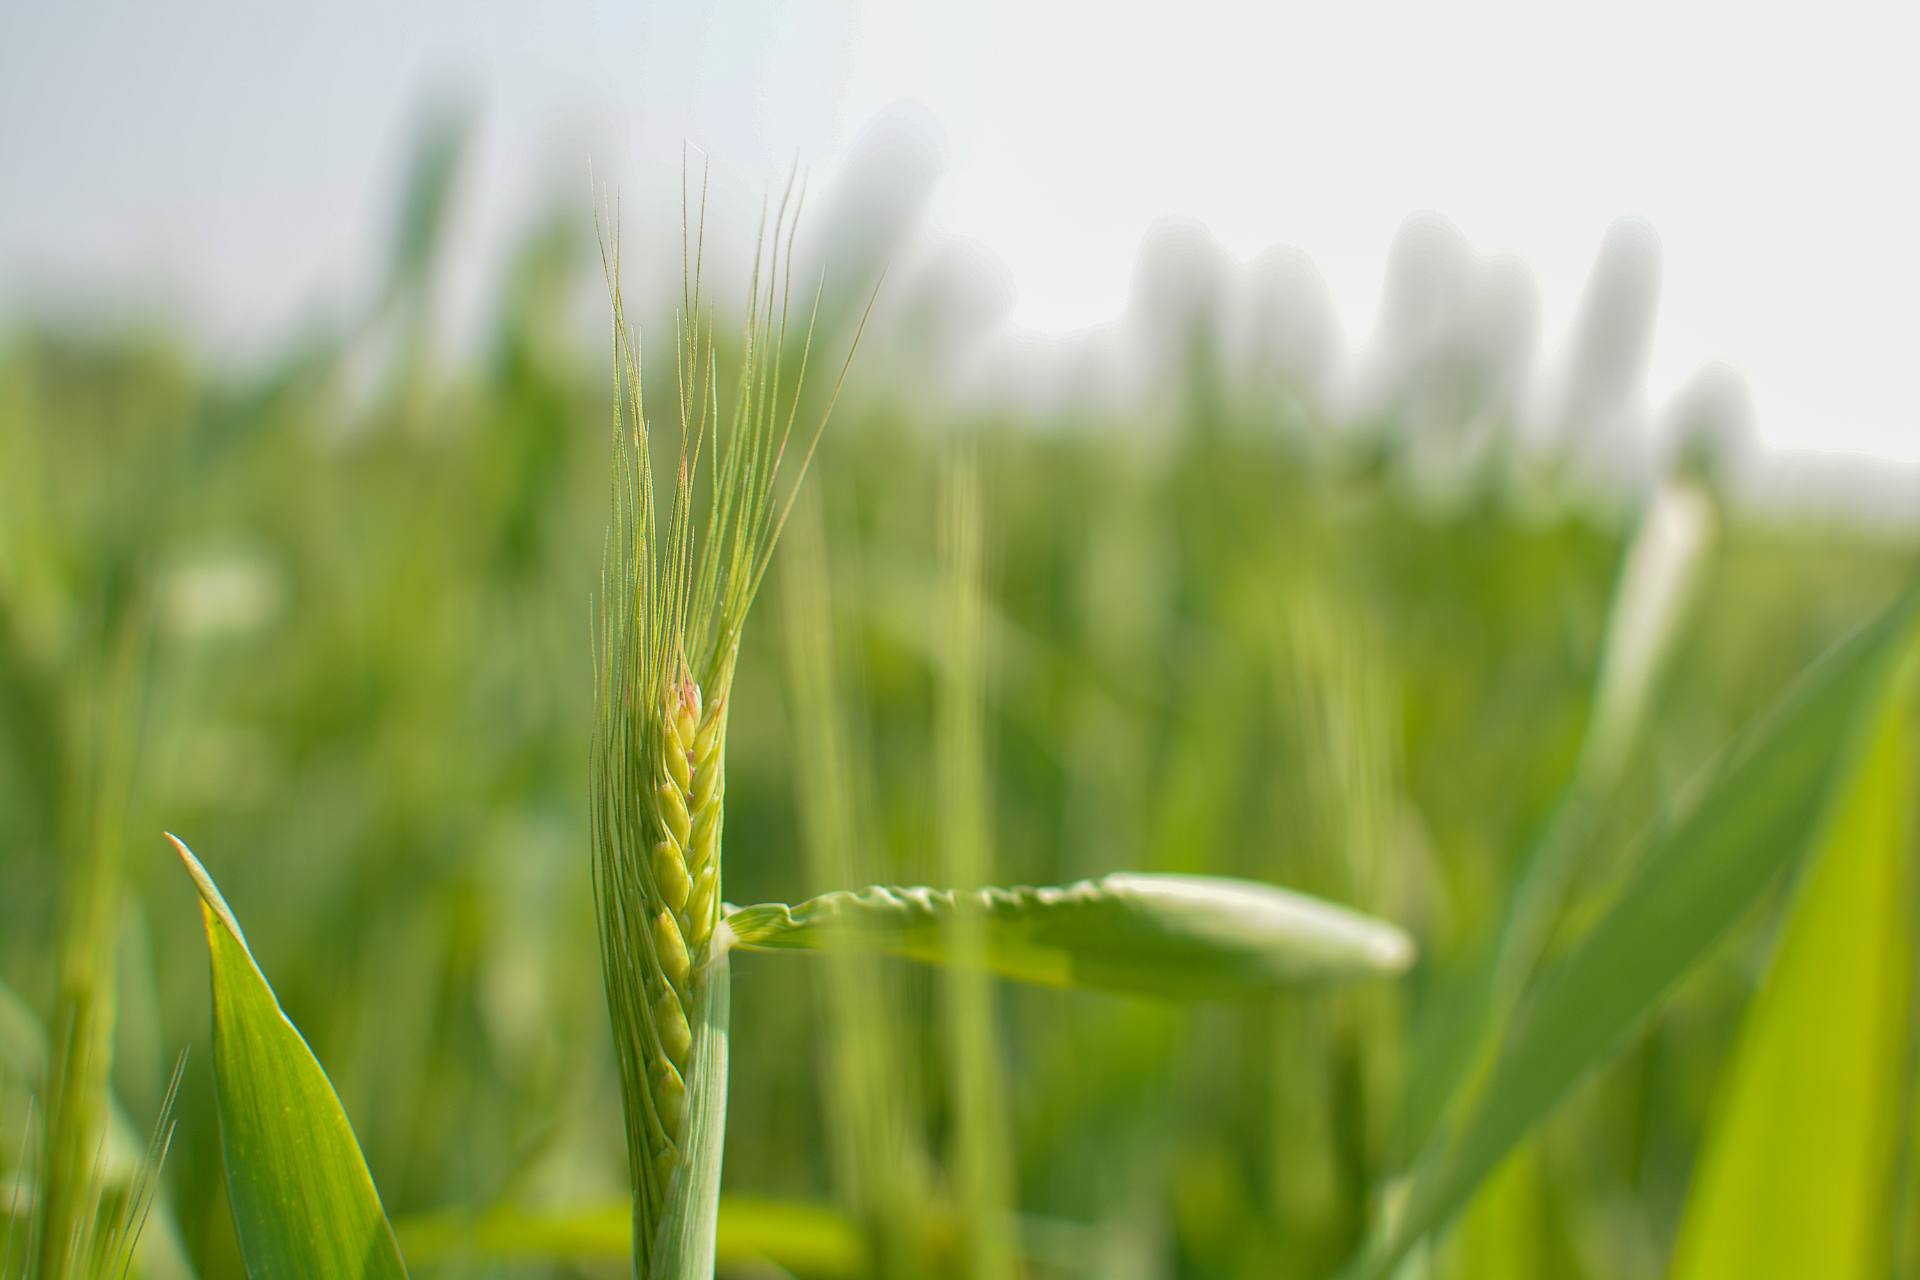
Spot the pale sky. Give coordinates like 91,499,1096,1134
2,0,1915,462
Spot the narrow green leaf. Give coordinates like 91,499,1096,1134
726,872,1414,999
1345,587,1918,1280
167,834,408,1280
0,977,199,1280
1445,1141,1547,1280
778,496,937,1274
383,100,467,295
1669,667,1914,1279
396,1194,865,1277
935,456,1019,1280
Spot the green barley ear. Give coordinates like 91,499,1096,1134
590,163,874,1278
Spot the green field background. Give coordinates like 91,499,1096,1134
2,133,1914,1279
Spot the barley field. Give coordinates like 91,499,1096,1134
1,129,1916,1280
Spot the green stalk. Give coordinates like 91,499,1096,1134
935,457,1018,1280
779,495,934,1277
36,604,147,1278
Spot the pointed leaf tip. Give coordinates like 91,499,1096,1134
172,835,410,1279
166,831,248,947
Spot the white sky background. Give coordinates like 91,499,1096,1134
2,0,1915,463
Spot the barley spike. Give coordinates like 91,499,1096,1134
593,165,858,1273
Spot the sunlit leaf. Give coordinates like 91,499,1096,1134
168,834,408,1280
1345,586,1918,1280
726,872,1415,998
1669,667,1914,1279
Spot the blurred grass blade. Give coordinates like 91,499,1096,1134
1669,665,1914,1280
1405,479,1715,1157
726,872,1414,998
397,1194,865,1277
935,456,1018,1280
384,99,468,298
167,834,408,1280
1346,587,1918,1280
38,595,148,1278
1578,479,1716,787
0,979,199,1280
778,495,936,1273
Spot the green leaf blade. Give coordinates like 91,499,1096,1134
1346,586,1919,1280
1669,669,1914,1280
169,834,408,1280
726,872,1414,999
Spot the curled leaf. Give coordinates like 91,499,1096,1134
726,872,1414,999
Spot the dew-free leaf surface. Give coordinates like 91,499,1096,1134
169,834,408,1280
727,872,1415,999
1344,585,1918,1280
1669,663,1914,1280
